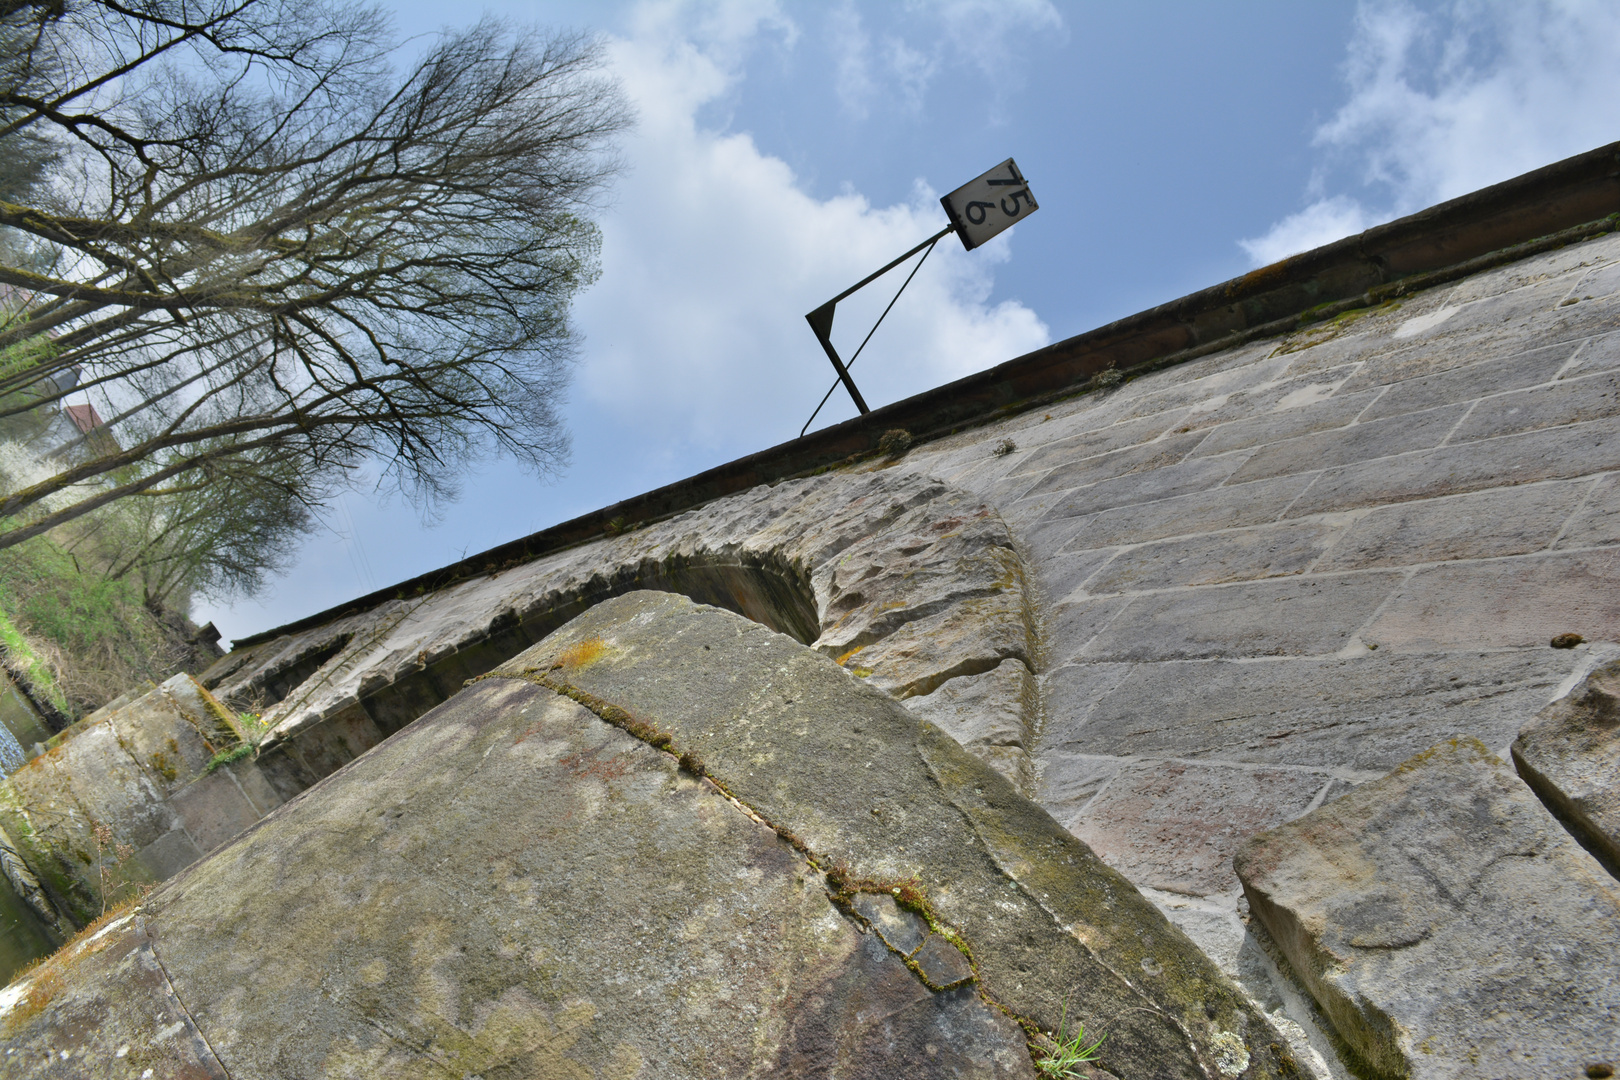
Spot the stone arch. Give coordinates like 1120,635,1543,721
207,468,1039,800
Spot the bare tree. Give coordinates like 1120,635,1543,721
0,0,629,550
58,448,320,609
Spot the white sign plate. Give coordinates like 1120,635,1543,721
940,158,1038,251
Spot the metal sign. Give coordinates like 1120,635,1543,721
802,157,1040,435
939,158,1038,251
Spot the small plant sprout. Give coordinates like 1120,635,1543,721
877,429,914,457
1035,998,1106,1079
205,742,256,773
91,822,136,916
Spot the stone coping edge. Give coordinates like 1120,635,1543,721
232,140,1620,650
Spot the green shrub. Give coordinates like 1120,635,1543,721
0,605,68,717
0,534,186,716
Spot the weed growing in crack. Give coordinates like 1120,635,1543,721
236,710,269,739
204,742,255,773
877,429,913,457
1034,997,1106,1078
91,822,135,916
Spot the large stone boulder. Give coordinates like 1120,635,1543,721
1512,657,1620,879
1234,736,1620,1079
0,592,1295,1078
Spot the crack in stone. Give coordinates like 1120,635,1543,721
914,734,1223,1080
465,666,1043,1059
138,914,233,1080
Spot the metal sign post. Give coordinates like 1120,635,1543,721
802,158,1039,436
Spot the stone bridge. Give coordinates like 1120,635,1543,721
3,144,1619,1079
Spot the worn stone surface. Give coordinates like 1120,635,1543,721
1062,761,1329,896
1355,342,1575,421
1280,415,1620,518
1082,520,1339,594
812,502,1023,657
1568,327,1620,376
1513,658,1620,878
1018,431,1214,503
1011,410,1195,476
969,245,1620,1065
881,237,1620,1029
1,594,1296,1079
500,593,1295,1078
137,211,1620,1075
1037,546,1118,606
849,893,974,988
1363,549,1620,650
1041,652,1574,771
1226,401,1471,486
1042,453,1251,520
1556,471,1620,547
1184,387,1379,459
900,659,1035,794
0,675,275,927
1312,480,1591,571
6,685,1035,1078
1054,475,1316,550
1451,367,1620,443
1032,751,1130,830
852,593,1031,698
1076,573,1402,663
1044,596,1132,665
1234,737,1620,1079
206,469,1039,803
0,912,230,1078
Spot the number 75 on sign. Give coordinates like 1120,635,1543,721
939,158,1038,251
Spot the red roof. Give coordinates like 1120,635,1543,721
63,403,104,434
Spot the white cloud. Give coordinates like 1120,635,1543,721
882,35,936,115
1239,196,1372,266
1241,0,1620,266
829,3,875,119
827,0,1060,121
925,0,1064,79
574,0,1050,451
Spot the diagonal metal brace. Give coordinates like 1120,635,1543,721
802,223,955,431
805,301,868,415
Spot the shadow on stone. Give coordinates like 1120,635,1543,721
1,592,1295,1079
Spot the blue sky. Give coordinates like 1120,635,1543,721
195,0,1620,642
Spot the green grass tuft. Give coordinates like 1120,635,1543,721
1035,1000,1106,1079
204,742,255,773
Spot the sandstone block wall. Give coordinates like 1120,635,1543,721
1233,736,1620,1079
149,224,1620,1077
887,229,1620,1075
899,230,1618,846
5,174,1620,1078
1512,656,1620,878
